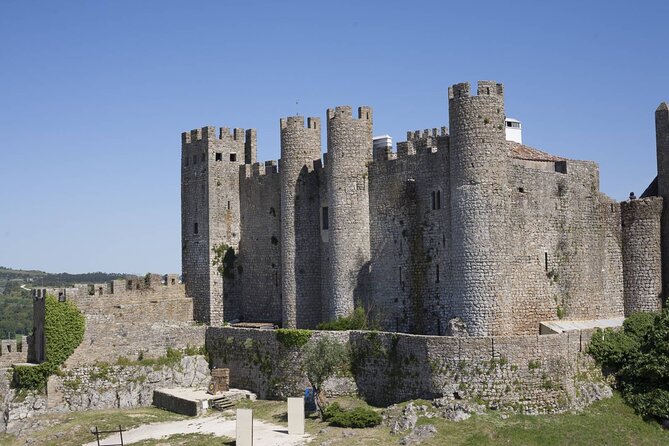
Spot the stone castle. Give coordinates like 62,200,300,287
181,80,668,336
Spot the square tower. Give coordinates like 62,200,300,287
181,126,255,325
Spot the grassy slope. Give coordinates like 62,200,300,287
240,393,668,446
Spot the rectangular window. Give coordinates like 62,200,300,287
544,252,548,271
431,190,441,210
193,154,197,165
216,152,222,161
322,206,329,230
185,157,189,167
230,153,237,162
201,153,205,162
436,264,440,283
194,222,199,234
227,201,231,210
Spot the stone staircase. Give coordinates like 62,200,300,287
210,395,234,411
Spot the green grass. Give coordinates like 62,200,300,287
419,393,667,446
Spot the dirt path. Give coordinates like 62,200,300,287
81,413,309,446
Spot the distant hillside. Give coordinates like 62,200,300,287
0,266,128,338
0,266,128,293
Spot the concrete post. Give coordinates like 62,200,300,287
236,408,253,446
287,397,305,435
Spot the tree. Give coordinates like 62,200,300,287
589,310,669,421
302,337,349,418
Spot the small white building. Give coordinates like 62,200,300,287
373,134,392,151
505,118,522,144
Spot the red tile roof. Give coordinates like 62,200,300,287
507,141,564,162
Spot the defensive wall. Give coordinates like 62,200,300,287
0,337,28,369
238,161,282,324
182,80,666,339
31,274,206,367
206,326,608,413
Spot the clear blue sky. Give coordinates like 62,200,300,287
1,0,667,274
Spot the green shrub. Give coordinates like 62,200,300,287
276,329,312,349
588,311,669,420
317,307,375,331
323,402,381,428
13,295,85,390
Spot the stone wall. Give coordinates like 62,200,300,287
36,280,206,367
0,338,28,369
239,162,282,324
1,355,210,435
206,327,607,413
506,160,625,332
368,130,451,334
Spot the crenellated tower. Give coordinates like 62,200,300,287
279,116,323,328
181,126,256,325
448,81,511,336
324,106,373,321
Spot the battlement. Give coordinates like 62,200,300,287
241,160,279,179
31,273,184,301
406,127,448,140
181,126,256,145
448,81,503,100
280,116,321,130
326,106,373,121
621,196,664,221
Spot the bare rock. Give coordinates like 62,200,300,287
400,424,437,445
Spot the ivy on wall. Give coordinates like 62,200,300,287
13,295,85,390
276,328,312,349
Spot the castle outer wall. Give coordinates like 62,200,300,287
182,80,664,336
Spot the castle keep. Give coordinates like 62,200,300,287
182,81,666,336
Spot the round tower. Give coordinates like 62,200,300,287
280,116,322,328
448,81,511,336
621,197,663,315
325,106,373,321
